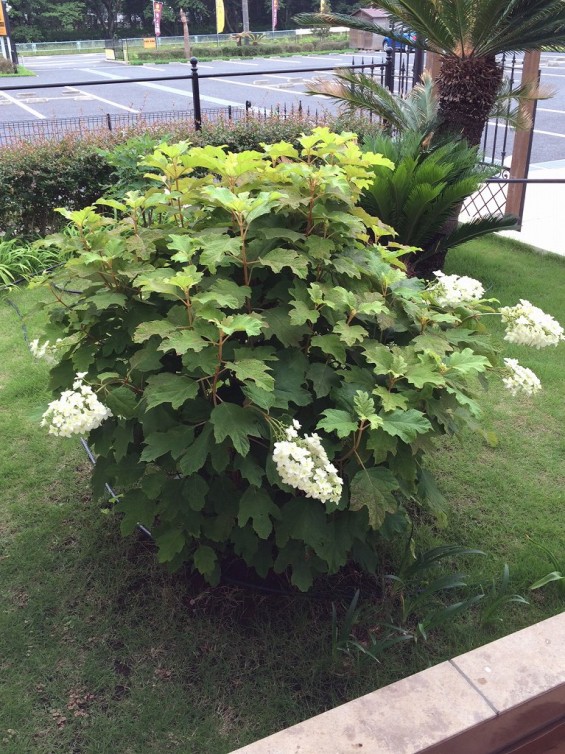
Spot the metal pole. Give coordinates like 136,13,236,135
384,47,393,91
412,39,424,86
190,57,202,130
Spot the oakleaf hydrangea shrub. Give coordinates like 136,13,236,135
37,129,564,590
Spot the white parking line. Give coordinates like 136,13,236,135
64,86,140,113
135,80,247,108
0,90,46,118
209,77,303,96
532,128,565,139
79,68,125,79
538,107,565,115
176,62,214,69
223,60,259,66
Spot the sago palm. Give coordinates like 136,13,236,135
296,0,565,145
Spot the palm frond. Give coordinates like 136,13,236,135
443,215,518,248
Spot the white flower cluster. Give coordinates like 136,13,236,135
41,373,113,437
273,420,343,505
30,338,63,366
430,270,485,308
502,358,542,397
500,299,565,349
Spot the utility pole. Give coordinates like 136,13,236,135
180,7,191,60
242,0,250,33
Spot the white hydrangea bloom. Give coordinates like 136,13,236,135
500,299,565,349
502,358,541,397
41,373,113,437
273,421,342,505
30,338,63,366
429,270,485,308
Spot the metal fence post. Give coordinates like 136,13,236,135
384,47,394,91
190,57,202,131
412,40,424,87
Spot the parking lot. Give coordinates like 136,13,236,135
2,50,565,164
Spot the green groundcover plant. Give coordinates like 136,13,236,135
33,129,564,590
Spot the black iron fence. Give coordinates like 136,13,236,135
0,55,398,144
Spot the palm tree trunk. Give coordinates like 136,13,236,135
436,56,504,146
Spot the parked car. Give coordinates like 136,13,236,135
382,32,416,50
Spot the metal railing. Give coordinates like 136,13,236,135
0,56,393,138
15,28,349,55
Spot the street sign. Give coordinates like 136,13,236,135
0,3,7,37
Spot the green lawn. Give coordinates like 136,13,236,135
0,235,563,753
0,66,35,77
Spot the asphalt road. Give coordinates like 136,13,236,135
1,50,565,165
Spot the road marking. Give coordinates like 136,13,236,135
64,86,140,113
223,60,259,66
79,68,125,79
532,127,565,139
135,80,247,108
141,65,170,72
540,72,565,78
209,76,304,96
293,55,349,62
538,107,565,115
0,90,46,118
176,62,214,69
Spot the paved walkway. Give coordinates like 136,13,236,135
500,159,565,257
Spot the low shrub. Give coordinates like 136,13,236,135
0,58,15,74
131,39,348,62
0,114,380,240
0,134,112,238
35,129,562,590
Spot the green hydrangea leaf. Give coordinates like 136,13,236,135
238,487,280,540
259,249,310,278
311,334,347,365
350,468,399,529
194,279,250,310
159,330,209,354
129,341,163,373
133,320,176,344
156,528,186,563
105,386,138,419
417,469,448,528
234,455,265,487
226,358,275,391
366,430,398,463
372,386,409,413
317,409,358,438
262,307,309,348
333,322,368,346
306,362,340,398
288,300,319,326
210,403,263,456
178,425,213,475
116,488,155,535
380,409,432,443
404,362,447,389
144,373,199,410
445,348,491,375
199,236,242,273
140,426,194,462
217,314,266,337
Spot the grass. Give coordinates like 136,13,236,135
0,235,564,753
0,66,35,77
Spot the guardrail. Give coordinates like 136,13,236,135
15,28,349,55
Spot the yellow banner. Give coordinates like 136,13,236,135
215,0,225,34
0,2,6,36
